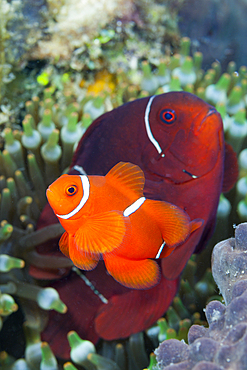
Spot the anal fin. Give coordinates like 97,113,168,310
103,253,160,289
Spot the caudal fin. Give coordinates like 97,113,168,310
95,274,180,341
145,199,203,249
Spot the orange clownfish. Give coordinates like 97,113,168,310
46,162,202,289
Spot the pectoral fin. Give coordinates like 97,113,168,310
69,235,99,270
103,253,160,289
59,231,99,270
74,211,127,254
222,142,238,193
59,232,70,258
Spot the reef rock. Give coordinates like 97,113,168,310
32,0,134,61
212,222,247,304
155,223,247,369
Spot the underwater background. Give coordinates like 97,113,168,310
1,0,247,369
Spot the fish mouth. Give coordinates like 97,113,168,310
144,104,224,184
46,188,63,214
46,188,57,207
192,106,222,137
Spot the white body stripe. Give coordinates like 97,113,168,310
144,95,163,155
56,175,90,219
155,241,166,259
123,197,146,217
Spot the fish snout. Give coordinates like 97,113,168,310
46,187,53,204
46,187,52,199
192,106,223,137
46,187,61,209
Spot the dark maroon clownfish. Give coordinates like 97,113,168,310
70,91,238,279
36,91,238,356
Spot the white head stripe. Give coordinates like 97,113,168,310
144,95,163,154
56,175,90,219
155,241,166,259
123,197,146,217
73,165,87,175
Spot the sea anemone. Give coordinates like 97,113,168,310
0,36,246,368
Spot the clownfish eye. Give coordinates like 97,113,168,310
65,185,78,196
160,109,176,124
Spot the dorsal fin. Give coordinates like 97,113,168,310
106,162,145,197
222,142,239,193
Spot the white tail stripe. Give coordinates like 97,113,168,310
123,197,146,217
56,175,90,219
155,241,166,259
144,95,163,154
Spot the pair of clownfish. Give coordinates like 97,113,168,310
47,161,203,289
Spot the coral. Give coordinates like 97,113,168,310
30,0,181,66
0,0,181,129
155,223,247,370
3,0,47,66
0,0,49,104
31,0,133,62
1,0,181,73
